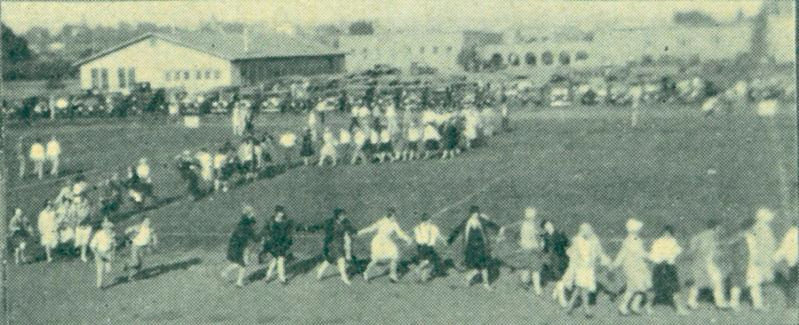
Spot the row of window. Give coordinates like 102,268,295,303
164,69,222,82
492,50,590,67
90,67,136,89
89,68,109,90
350,45,455,58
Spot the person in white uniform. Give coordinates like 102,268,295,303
37,201,59,262
72,196,93,262
46,136,61,176
774,225,798,307
649,225,688,315
30,139,46,179
90,218,117,289
350,127,368,165
318,127,338,167
729,208,777,311
278,132,297,168
358,208,413,282
338,128,352,164
403,122,421,161
124,217,157,280
564,223,610,319
610,218,653,315
412,213,447,282
195,148,214,186
499,207,544,295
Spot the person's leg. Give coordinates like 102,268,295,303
687,286,700,309
363,259,377,281
331,153,337,167
519,269,531,286
532,271,543,295
221,263,238,279
317,154,326,167
566,287,581,313
389,258,399,282
709,264,728,308
644,291,655,314
464,268,479,285
265,257,277,282
481,269,491,290
316,261,330,280
729,286,741,311
582,290,593,317
336,258,351,285
51,157,59,176
19,159,25,179
36,161,44,179
277,257,287,283
95,258,104,288
673,293,689,315
235,265,246,287
80,243,88,262
45,245,52,263
750,284,764,310
630,292,643,314
618,290,634,315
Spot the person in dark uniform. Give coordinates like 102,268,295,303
299,128,315,166
540,219,570,303
649,225,688,315
175,151,202,200
308,208,356,285
221,206,258,287
448,206,504,290
441,120,460,159
259,205,305,284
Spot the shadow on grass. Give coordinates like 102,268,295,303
107,257,202,289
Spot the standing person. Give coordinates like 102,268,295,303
404,122,421,161
46,136,61,176
500,102,510,132
299,128,315,166
17,136,26,179
368,125,381,162
278,131,297,168
422,123,441,159
541,220,571,306
213,146,231,193
377,126,395,163
337,127,352,165
564,223,611,319
307,109,318,141
259,205,303,284
231,103,243,136
222,206,258,287
237,139,256,182
30,138,46,179
350,126,368,165
72,197,93,262
308,208,356,285
124,217,157,281
729,208,778,311
9,208,32,264
649,225,688,315
195,148,215,191
774,224,798,308
610,219,654,315
358,208,413,282
686,220,728,310
90,218,116,289
411,213,447,282
447,206,504,290
502,207,544,295
318,127,338,167
37,200,59,263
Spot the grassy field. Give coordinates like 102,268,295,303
5,102,799,324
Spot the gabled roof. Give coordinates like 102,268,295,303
74,31,344,67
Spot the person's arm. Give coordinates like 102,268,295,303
395,223,413,245
447,218,467,245
357,221,379,237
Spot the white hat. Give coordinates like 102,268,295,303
755,208,775,223
626,218,643,233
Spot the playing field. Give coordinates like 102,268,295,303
5,102,798,324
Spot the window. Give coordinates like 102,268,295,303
559,52,571,65
100,69,109,90
542,51,554,66
205,70,211,79
525,53,537,66
214,70,221,79
91,68,99,88
432,46,439,54
575,51,589,61
195,70,202,80
183,71,190,80
118,68,127,88
128,68,135,87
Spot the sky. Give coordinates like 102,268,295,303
1,0,768,33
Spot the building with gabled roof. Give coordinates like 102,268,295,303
74,31,345,93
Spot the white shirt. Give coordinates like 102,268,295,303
37,208,57,233
774,226,798,267
649,234,682,264
196,151,213,169
136,163,151,180
237,143,254,161
519,221,540,250
422,125,440,141
46,140,61,158
90,229,114,253
339,129,351,144
407,127,421,142
30,143,46,161
279,133,297,148
129,224,153,247
414,221,442,246
353,130,367,146
369,130,380,144
323,131,336,145
213,153,227,169
379,129,391,143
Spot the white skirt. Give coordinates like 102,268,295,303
40,231,58,248
370,237,400,261
60,227,75,243
320,144,337,157
574,266,597,292
74,226,93,246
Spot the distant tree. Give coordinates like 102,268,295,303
673,10,718,26
348,21,374,35
2,24,33,64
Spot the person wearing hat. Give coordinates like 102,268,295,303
259,205,304,284
686,219,727,310
29,138,46,179
46,136,61,176
447,206,504,290
411,212,447,282
564,223,610,319
499,207,545,295
358,208,413,282
729,208,778,311
307,208,356,285
37,200,59,263
649,225,688,315
90,218,117,289
611,218,654,315
222,206,259,287
124,217,157,281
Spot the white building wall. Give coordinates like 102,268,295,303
339,33,464,72
78,37,235,93
767,15,796,63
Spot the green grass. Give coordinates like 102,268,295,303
6,102,798,324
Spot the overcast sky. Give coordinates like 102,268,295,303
2,0,768,33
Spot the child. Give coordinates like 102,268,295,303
350,127,368,165
358,208,413,282
46,136,61,176
90,218,116,289
37,200,58,263
686,220,727,310
299,128,315,166
259,206,304,284
501,207,544,295
222,206,258,287
564,223,610,319
404,122,421,161
611,219,653,315
649,225,688,315
318,127,338,167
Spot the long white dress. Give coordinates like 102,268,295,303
613,235,652,292
565,235,608,292
359,217,412,261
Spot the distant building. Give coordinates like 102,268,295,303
73,31,345,93
338,30,502,73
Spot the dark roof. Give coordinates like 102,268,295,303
74,31,344,67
